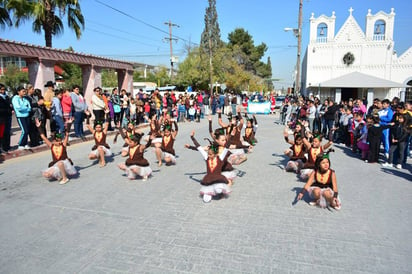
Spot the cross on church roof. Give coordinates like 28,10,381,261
349,7,354,16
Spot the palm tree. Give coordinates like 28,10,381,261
7,0,85,48
0,0,12,29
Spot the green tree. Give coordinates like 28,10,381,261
133,70,142,82
200,0,222,52
101,69,117,88
7,0,85,48
227,28,271,79
2,63,29,92
200,0,222,93
176,47,209,90
0,0,12,29
60,62,81,89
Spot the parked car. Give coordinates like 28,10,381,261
275,96,286,109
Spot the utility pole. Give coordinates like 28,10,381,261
296,0,303,95
164,20,179,81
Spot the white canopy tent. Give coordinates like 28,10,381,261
318,72,407,88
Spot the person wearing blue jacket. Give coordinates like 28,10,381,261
12,86,31,149
378,99,394,160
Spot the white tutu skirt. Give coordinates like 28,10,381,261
309,187,341,209
229,148,245,155
152,137,162,144
242,140,251,147
222,170,237,181
200,183,232,196
300,168,314,180
163,152,176,164
91,146,112,157
43,159,77,180
125,164,152,179
228,149,246,165
285,160,303,172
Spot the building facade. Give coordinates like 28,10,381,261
301,7,412,106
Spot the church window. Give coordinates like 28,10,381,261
316,23,328,43
373,20,386,41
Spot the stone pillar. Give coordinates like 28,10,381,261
82,65,102,109
26,58,55,93
335,88,341,103
367,88,374,109
117,69,133,95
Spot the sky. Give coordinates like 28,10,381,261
2,0,412,90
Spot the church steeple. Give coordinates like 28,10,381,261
365,8,395,41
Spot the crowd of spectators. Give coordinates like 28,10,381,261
279,95,412,168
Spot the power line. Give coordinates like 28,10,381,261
86,19,161,43
87,27,168,49
94,0,198,46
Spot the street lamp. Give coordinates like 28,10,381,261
284,0,303,95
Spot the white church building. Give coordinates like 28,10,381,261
301,7,412,106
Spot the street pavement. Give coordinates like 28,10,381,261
0,114,411,273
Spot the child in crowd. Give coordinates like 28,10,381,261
177,99,186,122
188,105,196,121
349,111,364,153
356,121,369,161
143,101,151,122
366,115,393,163
297,150,341,210
382,114,410,169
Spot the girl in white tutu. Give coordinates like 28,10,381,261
297,150,341,210
299,131,333,180
207,116,237,186
242,113,258,151
118,132,153,180
283,132,307,173
36,119,77,184
159,119,178,166
86,118,112,167
113,121,137,157
145,114,163,166
190,130,232,203
217,109,247,165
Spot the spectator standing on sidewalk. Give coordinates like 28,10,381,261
323,100,339,140
306,100,317,131
26,84,41,147
111,88,121,127
43,81,55,135
51,89,65,138
12,86,31,149
91,87,106,125
70,85,88,140
61,88,73,130
202,92,210,116
378,99,394,160
0,84,13,153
